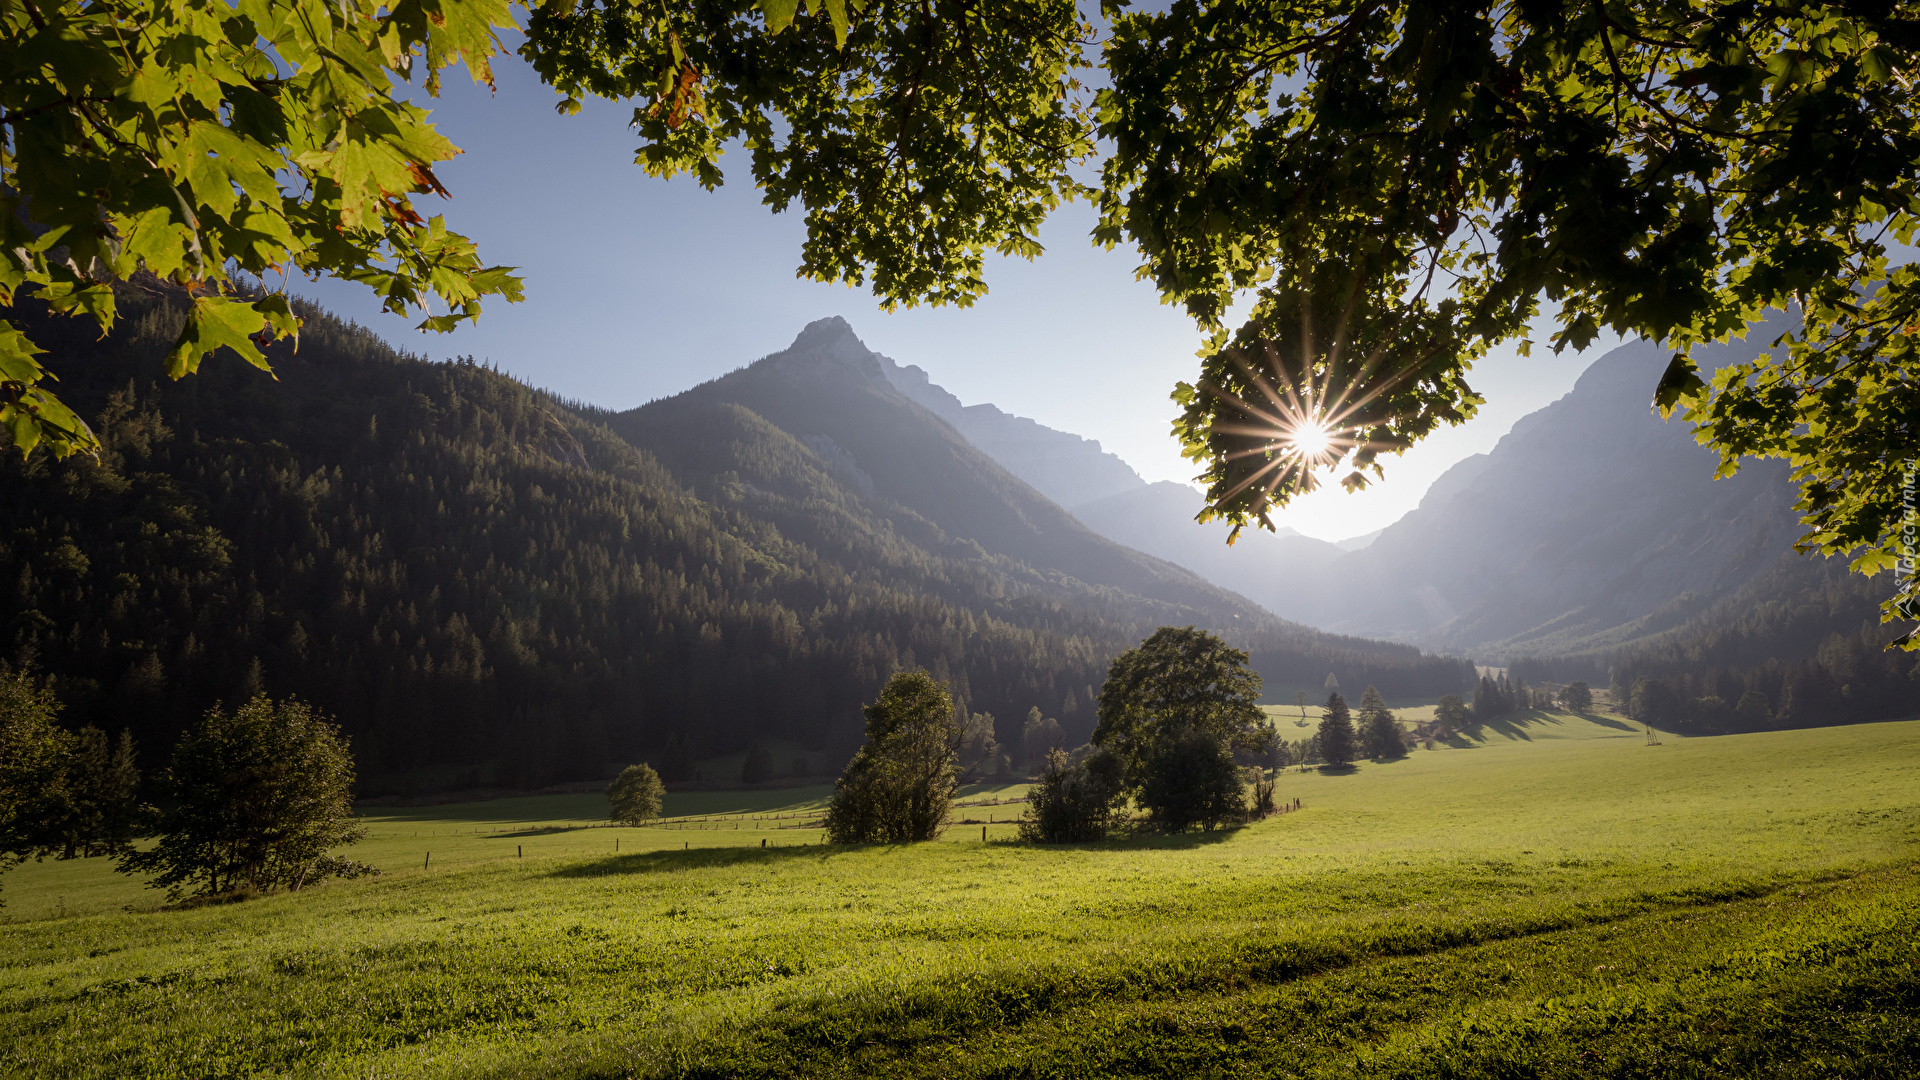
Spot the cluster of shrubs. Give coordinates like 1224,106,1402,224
0,670,372,904
825,628,1359,847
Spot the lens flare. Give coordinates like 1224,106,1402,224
1289,421,1333,458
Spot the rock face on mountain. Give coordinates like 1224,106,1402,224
1288,325,1804,656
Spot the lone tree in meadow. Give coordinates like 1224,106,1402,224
1317,693,1357,768
825,672,964,844
1560,682,1595,713
608,763,666,826
1434,694,1472,732
121,696,368,899
1093,626,1269,831
1357,686,1406,760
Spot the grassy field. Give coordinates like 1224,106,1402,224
3,710,1916,1077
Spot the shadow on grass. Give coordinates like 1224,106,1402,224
1316,763,1361,775
1576,709,1637,731
1454,708,1638,744
550,844,838,877
549,822,1246,877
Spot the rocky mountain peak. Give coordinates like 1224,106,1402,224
777,316,885,381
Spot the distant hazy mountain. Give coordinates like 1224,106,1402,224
878,354,1147,508
875,348,1380,612
613,318,1255,618
1069,480,1346,617
1285,320,1805,657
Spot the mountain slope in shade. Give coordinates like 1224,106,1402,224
879,353,1147,508
1291,322,1802,656
609,317,1273,623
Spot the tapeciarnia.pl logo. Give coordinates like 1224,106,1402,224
1899,460,1918,621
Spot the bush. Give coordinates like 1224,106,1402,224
1135,729,1245,832
608,763,665,824
825,672,961,844
1250,768,1276,815
1019,747,1126,842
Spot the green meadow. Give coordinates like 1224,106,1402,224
4,710,1917,1078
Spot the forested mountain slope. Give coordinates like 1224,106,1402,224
2,291,1471,793
1510,552,1916,733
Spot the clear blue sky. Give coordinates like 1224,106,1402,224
300,48,1620,543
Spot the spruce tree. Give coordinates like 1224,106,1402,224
740,741,774,784
54,727,146,859
1357,686,1405,760
1317,693,1357,767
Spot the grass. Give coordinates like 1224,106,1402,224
3,711,1916,1078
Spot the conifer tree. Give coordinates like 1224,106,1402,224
740,741,775,784
1357,686,1405,760
52,727,147,860
1317,693,1357,768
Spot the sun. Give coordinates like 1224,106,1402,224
1288,420,1334,458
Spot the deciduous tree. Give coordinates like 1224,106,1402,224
1093,626,1269,826
121,695,366,898
1106,0,1920,640
1560,682,1595,713
0,671,74,904
609,762,665,824
1018,746,1127,842
824,671,962,844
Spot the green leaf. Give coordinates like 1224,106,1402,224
820,0,849,49
167,296,272,378
1652,354,1706,419
762,0,799,35
0,321,50,386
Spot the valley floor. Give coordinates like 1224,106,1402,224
4,712,1917,1078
